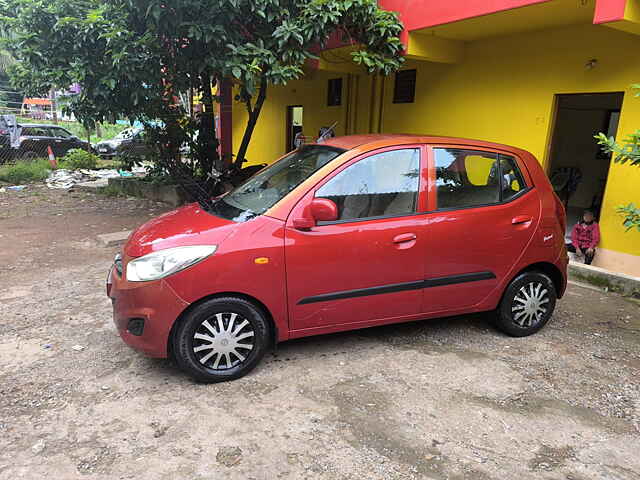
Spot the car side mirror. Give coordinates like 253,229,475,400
293,197,338,230
310,197,338,222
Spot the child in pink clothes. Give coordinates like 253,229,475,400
568,210,600,265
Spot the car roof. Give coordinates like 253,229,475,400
321,134,529,156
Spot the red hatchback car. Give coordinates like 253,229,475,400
107,135,568,382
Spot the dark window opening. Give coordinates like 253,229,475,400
393,69,416,104
327,78,343,107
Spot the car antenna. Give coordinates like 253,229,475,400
317,121,338,143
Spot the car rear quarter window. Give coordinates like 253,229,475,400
499,155,527,201
434,148,528,210
316,148,420,221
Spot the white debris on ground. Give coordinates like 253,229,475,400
45,167,146,189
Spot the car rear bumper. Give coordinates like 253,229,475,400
107,265,189,358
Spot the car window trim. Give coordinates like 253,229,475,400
317,210,428,226
312,144,426,225
429,186,533,214
497,152,528,203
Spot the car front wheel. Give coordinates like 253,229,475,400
495,271,557,337
173,297,270,383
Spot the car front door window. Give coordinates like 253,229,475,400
54,128,72,139
315,148,420,222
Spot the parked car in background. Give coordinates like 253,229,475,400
4,124,92,161
107,134,568,383
95,127,150,160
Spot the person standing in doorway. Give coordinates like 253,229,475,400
568,209,600,265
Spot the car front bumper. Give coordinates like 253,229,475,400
96,145,117,158
107,264,189,358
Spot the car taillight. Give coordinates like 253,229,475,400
553,192,566,233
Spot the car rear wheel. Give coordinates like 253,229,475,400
173,297,270,383
494,271,556,337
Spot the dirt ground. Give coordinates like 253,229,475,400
1,185,639,480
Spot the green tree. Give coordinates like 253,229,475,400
2,0,403,199
595,84,640,232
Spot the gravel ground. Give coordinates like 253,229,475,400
1,185,639,480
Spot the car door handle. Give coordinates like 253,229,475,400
393,233,417,243
512,215,532,225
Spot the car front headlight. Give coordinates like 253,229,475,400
126,245,217,282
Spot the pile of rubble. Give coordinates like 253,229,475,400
45,167,146,189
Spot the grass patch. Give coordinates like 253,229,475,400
59,149,100,170
0,159,51,185
96,158,120,169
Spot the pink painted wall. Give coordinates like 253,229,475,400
593,0,627,24
378,0,552,31
378,0,627,31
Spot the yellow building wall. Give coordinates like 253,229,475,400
232,70,352,166
379,24,640,259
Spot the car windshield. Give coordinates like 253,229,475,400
208,145,345,222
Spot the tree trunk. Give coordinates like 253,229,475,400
235,75,268,169
49,89,58,124
199,71,220,175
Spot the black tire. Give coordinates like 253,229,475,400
173,297,270,383
494,271,557,337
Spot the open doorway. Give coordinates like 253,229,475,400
286,105,303,152
547,92,623,241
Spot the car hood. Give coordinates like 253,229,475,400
124,203,236,257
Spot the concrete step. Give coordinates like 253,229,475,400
568,261,640,298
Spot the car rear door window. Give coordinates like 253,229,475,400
22,127,46,136
434,148,528,209
316,148,420,221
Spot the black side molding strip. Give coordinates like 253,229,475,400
298,280,424,305
297,271,496,305
424,271,496,288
